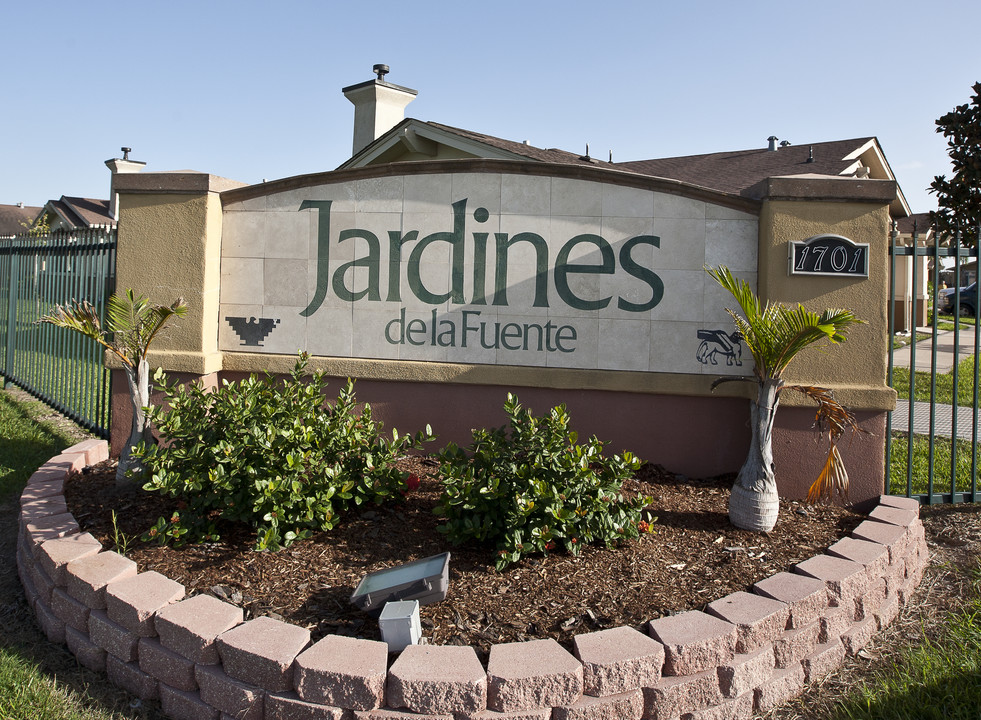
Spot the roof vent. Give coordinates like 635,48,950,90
779,140,791,148
767,136,779,151
373,64,390,80
806,146,815,163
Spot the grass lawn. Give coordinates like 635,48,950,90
892,355,979,407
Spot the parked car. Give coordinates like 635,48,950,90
939,282,978,316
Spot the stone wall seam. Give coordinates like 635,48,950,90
17,444,930,719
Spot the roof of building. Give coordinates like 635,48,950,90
44,196,114,228
0,203,42,236
345,120,910,216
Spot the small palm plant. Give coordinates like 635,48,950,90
706,266,864,532
39,290,187,483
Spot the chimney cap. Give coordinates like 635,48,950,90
373,64,390,80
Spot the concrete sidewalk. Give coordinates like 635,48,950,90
892,324,977,372
891,399,981,442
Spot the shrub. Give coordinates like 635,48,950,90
433,394,652,569
135,353,434,550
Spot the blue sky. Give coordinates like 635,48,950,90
3,0,978,214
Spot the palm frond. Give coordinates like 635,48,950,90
706,265,864,381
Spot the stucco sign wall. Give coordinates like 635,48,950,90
219,172,758,375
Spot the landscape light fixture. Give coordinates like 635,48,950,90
350,552,451,613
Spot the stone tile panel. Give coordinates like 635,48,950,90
648,611,737,676
65,550,138,609
705,591,789,653
387,644,487,715
552,689,644,720
154,594,243,664
105,654,160,701
139,636,198,692
294,633,388,710
486,638,583,712
717,646,775,699
216,615,310,692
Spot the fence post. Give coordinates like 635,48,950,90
4,244,19,386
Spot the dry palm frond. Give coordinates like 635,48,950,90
788,385,867,504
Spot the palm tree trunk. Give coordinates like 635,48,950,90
117,358,150,485
729,378,782,532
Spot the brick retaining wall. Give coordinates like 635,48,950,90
17,440,929,720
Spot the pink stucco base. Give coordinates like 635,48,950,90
111,370,887,508
20,441,926,720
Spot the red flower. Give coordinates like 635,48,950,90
406,474,421,492
571,538,578,544
545,541,556,550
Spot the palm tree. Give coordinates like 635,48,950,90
706,266,864,532
39,290,187,484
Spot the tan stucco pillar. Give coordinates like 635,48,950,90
757,175,899,507
108,172,244,455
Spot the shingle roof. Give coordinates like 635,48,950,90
613,138,877,198
423,124,882,201
0,204,42,236
47,196,113,228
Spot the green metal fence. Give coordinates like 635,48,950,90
887,224,981,504
0,228,116,438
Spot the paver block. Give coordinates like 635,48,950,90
51,586,90,632
875,593,901,630
819,605,852,644
37,532,103,586
825,537,890,584
159,683,220,720
877,495,920,513
20,477,66,505
28,560,56,605
89,608,139,662
573,625,664,696
772,621,820,669
358,710,453,720
106,654,159,700
294,633,388,710
793,555,870,607
487,638,583,712
20,496,69,531
868,505,918,527
752,572,828,629
65,624,106,672
648,611,737,676
65,551,137,609
466,709,551,720
855,577,888,621
45,452,89,473
264,691,349,720
717,646,775,699
850,520,909,564
106,570,185,636
35,598,66,644
216,615,310,692
25,513,79,548
552,688,643,720
754,664,805,714
802,640,845,683
139,636,198,691
154,593,243,664
196,663,264,720
840,617,877,655
64,438,110,465
641,668,722,720
682,691,754,720
706,591,789,653
388,644,487,715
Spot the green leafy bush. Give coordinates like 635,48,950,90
135,353,434,550
433,394,652,569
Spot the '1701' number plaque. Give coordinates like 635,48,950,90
789,234,869,277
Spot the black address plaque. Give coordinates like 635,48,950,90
789,234,869,277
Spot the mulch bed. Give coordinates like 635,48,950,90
65,457,864,658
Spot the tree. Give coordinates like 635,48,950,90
930,81,981,239
39,290,187,484
706,266,864,532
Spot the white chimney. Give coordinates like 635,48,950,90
104,147,146,221
342,64,418,156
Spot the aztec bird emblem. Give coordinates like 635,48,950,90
226,317,280,347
